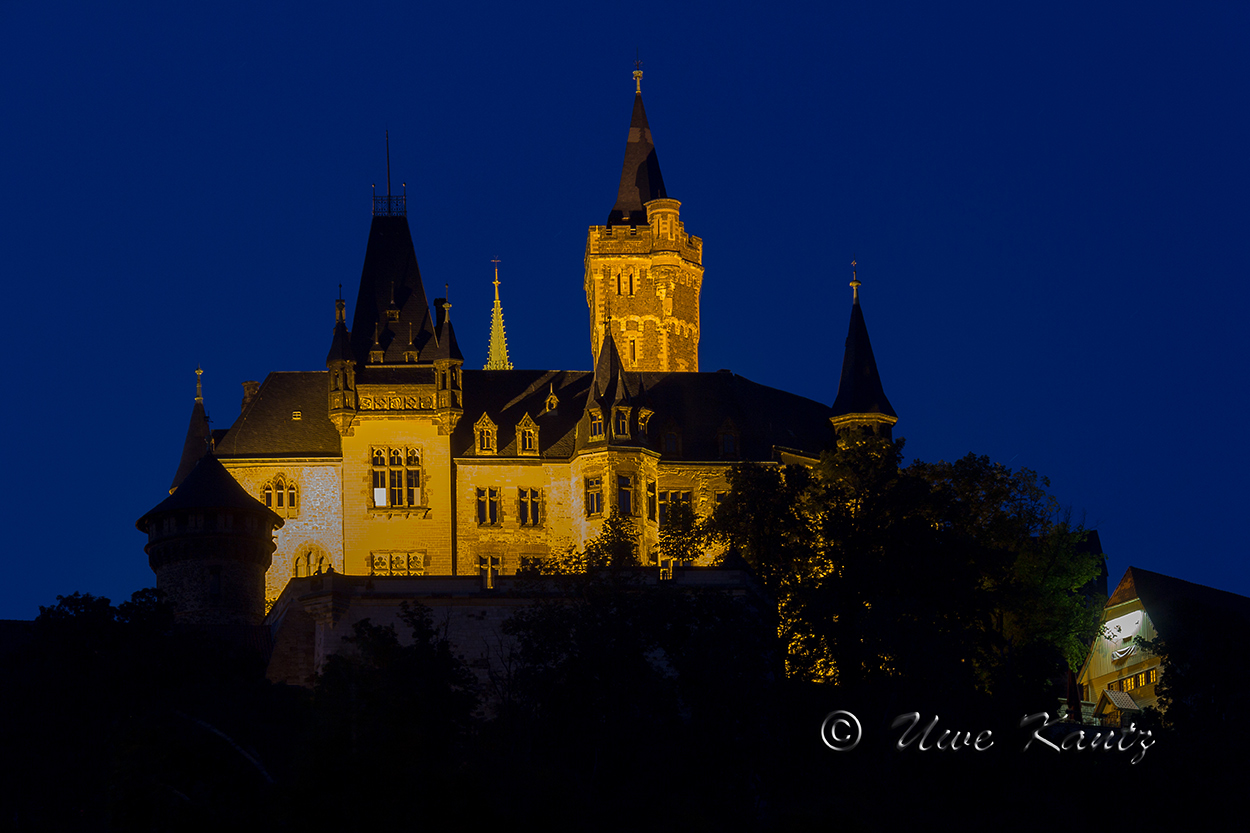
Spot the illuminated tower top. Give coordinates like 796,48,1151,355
483,259,513,370
829,263,898,438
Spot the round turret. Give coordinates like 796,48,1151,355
136,454,283,626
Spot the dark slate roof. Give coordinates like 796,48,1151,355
1108,566,1250,638
326,316,353,367
214,372,342,458
607,93,667,226
349,215,437,364
454,368,833,461
137,454,283,532
171,398,211,492
591,333,636,406
456,370,595,458
830,292,897,419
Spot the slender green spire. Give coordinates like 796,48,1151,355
484,258,513,370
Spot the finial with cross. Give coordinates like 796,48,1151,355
850,259,861,303
634,52,643,94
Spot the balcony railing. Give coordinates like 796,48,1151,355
373,194,407,217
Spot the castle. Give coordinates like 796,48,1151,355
139,71,898,629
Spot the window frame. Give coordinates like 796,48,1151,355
371,447,423,509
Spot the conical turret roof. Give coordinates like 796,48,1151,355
607,90,666,226
171,369,211,493
140,454,282,532
830,283,897,420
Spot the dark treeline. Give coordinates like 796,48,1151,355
0,436,1226,830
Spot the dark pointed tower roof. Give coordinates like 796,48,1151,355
326,297,353,366
591,330,636,407
428,297,464,362
830,274,897,422
141,453,283,532
607,71,666,226
171,367,211,493
349,203,437,364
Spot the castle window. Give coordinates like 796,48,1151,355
720,432,738,458
263,476,299,518
616,271,623,296
519,488,541,526
618,475,633,516
658,490,692,526
516,414,539,456
630,339,637,364
589,412,604,440
585,477,603,517
647,481,657,521
372,447,422,508
613,408,630,438
629,270,636,296
475,413,497,455
477,487,500,525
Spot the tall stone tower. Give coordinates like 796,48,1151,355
585,69,704,372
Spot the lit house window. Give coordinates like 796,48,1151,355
371,447,422,508
519,488,541,526
585,477,603,516
475,414,497,454
477,487,500,525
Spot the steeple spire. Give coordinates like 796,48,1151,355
171,367,212,493
483,258,513,370
830,264,898,439
608,68,666,226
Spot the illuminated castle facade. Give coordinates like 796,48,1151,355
147,73,898,619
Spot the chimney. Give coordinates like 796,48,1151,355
241,380,260,413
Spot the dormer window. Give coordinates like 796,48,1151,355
589,412,604,440
475,414,497,455
516,413,539,457
637,408,653,434
613,408,630,438
663,430,680,455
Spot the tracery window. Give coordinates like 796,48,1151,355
369,551,428,576
263,475,299,518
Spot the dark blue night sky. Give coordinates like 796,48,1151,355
2,1,1247,618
